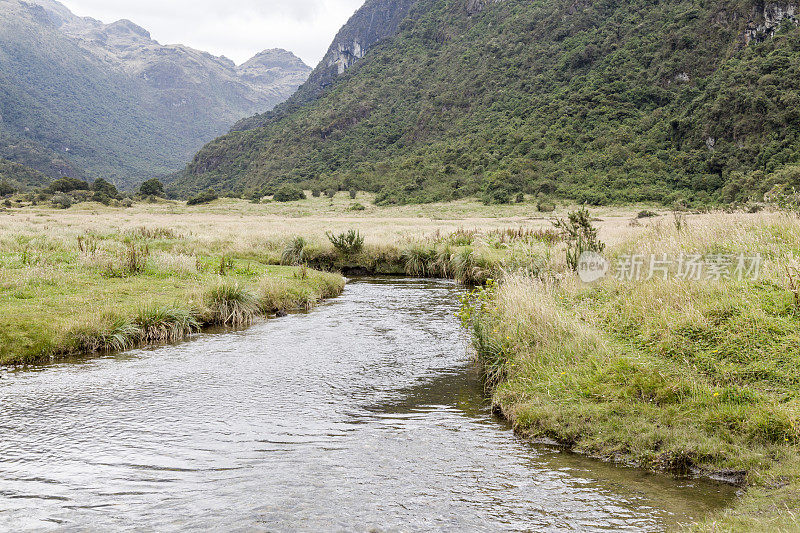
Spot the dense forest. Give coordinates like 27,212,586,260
177,0,800,205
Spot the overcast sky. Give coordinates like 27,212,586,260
58,0,365,67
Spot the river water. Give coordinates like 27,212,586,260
0,278,735,531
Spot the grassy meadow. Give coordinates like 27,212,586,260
3,191,800,529
0,192,572,366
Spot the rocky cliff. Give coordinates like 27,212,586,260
232,0,419,132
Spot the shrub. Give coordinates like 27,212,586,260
282,237,308,265
139,178,165,197
92,178,120,199
637,210,658,218
187,189,218,205
349,189,358,199
204,282,260,326
553,207,605,271
537,201,556,213
51,193,72,209
48,177,89,193
312,188,322,198
0,180,17,197
327,229,364,255
515,192,525,203
349,202,366,211
273,185,306,202
325,188,337,199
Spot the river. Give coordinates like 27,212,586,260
0,278,735,531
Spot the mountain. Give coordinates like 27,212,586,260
0,0,311,188
178,0,800,205
232,0,417,132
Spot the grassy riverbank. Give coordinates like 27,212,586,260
461,212,800,531
0,194,567,365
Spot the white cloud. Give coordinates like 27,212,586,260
58,0,365,66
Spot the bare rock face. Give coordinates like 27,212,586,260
232,0,419,132
744,2,799,43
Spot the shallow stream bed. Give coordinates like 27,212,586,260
0,278,735,531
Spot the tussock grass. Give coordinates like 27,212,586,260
135,306,200,344
259,270,346,312
203,281,260,327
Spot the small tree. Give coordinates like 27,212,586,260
139,178,165,198
349,189,358,200
553,207,605,271
48,177,90,193
92,178,120,199
0,180,17,197
273,185,307,202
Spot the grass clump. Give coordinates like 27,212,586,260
135,306,200,344
203,281,260,327
282,236,308,266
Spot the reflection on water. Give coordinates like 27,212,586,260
0,278,735,531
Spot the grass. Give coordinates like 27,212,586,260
459,210,800,531
5,196,799,528
0,202,357,365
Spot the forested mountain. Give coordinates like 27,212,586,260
178,0,800,205
0,0,311,188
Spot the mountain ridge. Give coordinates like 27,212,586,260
0,0,311,187
178,0,800,205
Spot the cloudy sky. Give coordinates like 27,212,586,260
58,0,365,67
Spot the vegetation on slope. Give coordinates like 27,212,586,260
180,0,800,206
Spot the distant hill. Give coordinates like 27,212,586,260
0,0,311,188
177,0,800,205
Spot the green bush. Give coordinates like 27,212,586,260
273,185,306,202
187,189,219,206
327,229,364,255
48,177,89,194
139,178,165,198
51,193,72,209
0,180,17,197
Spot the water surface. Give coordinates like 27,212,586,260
0,278,735,531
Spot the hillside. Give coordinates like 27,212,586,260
0,0,311,188
178,0,800,205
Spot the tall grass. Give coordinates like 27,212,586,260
135,306,200,343
282,236,308,266
203,281,260,326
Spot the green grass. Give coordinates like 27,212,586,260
460,213,800,530
0,232,346,365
